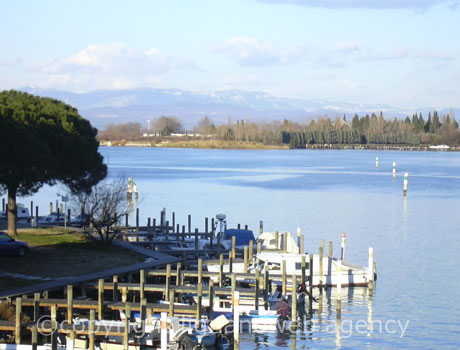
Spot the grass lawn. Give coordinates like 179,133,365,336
0,227,145,292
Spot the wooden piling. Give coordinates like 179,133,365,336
231,274,236,310
301,255,306,284
51,304,57,350
122,287,127,303
257,241,261,255
15,297,21,344
188,214,191,233
283,232,288,253
33,293,40,321
113,275,119,302
308,254,313,299
198,258,203,285
67,285,73,324
31,325,38,350
98,279,104,320
196,282,202,329
208,281,214,320
264,265,269,310
219,254,224,287
176,263,182,287
249,240,254,262
89,309,95,350
319,240,324,290
403,172,408,195
300,234,304,255
275,231,279,249
255,269,260,311
337,260,342,318
291,274,297,326
182,225,185,242
124,304,130,350
329,241,333,258
165,264,171,300
341,232,346,260
169,291,174,316
282,260,287,296
234,291,240,345
49,202,53,215
243,246,248,273
231,236,236,259
259,220,263,235
140,269,145,301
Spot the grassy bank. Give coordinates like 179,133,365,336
100,139,288,150
0,228,145,292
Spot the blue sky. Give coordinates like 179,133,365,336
1,0,459,109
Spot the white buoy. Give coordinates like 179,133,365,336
393,162,396,179
403,172,408,195
376,156,379,168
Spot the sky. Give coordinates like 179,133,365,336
1,0,459,109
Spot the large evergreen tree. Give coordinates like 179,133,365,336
0,90,107,235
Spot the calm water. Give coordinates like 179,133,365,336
24,148,460,349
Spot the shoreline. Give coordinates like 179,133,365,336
98,140,460,151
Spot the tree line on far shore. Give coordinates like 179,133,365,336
97,111,460,147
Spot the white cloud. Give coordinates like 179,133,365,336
212,37,281,66
333,41,363,53
29,44,197,91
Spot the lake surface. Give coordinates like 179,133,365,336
22,147,460,349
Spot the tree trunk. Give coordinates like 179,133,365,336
7,186,17,236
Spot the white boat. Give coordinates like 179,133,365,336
37,212,65,225
0,203,31,222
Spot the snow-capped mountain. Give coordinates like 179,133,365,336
19,86,452,129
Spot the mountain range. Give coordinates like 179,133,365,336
19,86,458,130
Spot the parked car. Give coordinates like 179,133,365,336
0,232,29,257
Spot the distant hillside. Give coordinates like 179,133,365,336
19,86,458,130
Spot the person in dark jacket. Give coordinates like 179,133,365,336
276,296,290,320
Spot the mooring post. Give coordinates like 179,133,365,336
337,260,342,319
282,260,287,296
51,304,57,350
198,258,203,285
341,232,346,261
255,268,260,310
33,293,40,321
113,275,119,302
196,282,202,329
169,292,174,317
319,239,324,290
283,232,288,253
136,208,139,233
257,241,262,255
165,264,171,300
176,262,182,287
329,241,333,258
275,231,279,250
141,298,147,332
2,198,4,211
229,254,233,274
243,246,248,273
208,281,214,320
264,265,269,310
291,274,297,327
35,206,39,224
300,233,304,255
98,279,104,320
368,247,374,289
89,309,95,350
301,255,306,284
147,218,151,234
31,325,38,350
188,214,192,233
403,172,409,195
231,274,236,310
231,236,236,260
140,269,145,301
125,213,129,236
172,212,176,232
49,202,53,215
234,291,240,345
67,285,73,324
182,225,185,242
219,254,224,287
393,162,396,179
259,220,263,235
124,304,130,350
15,297,21,344
249,240,254,263
308,254,313,299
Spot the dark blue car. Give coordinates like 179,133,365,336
0,232,29,257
